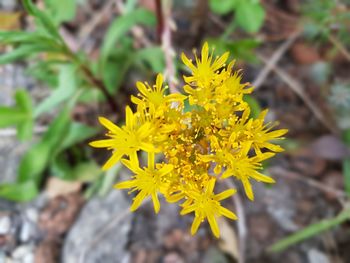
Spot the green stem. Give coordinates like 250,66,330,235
342,129,350,196
221,20,237,40
269,208,350,253
62,46,118,112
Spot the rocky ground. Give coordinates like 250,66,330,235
1,0,350,263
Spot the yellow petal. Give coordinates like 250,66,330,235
190,216,202,235
148,152,155,170
180,204,196,215
181,53,196,72
136,82,149,97
207,214,220,238
131,95,143,105
166,192,185,203
152,192,160,213
201,42,209,63
98,117,121,133
158,164,173,177
267,129,288,138
212,52,229,71
114,180,135,189
89,139,115,148
125,106,134,129
206,178,216,194
219,206,237,220
130,191,147,211
156,73,163,91
102,151,123,171
215,189,236,201
251,171,275,184
242,178,254,201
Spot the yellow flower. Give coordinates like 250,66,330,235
89,106,154,170
180,178,237,238
91,42,287,238
115,152,173,213
131,73,186,114
181,42,229,88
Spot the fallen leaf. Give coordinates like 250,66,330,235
309,135,350,161
290,42,321,65
45,177,82,199
217,217,239,260
0,12,21,30
291,148,327,177
35,238,60,263
39,193,84,236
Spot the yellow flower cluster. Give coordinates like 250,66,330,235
90,43,287,238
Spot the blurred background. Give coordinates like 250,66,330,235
1,0,350,262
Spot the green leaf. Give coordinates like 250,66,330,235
0,90,33,140
235,1,265,33
15,89,32,114
18,107,72,184
0,44,61,65
26,60,62,87
207,38,261,62
17,119,34,141
124,0,138,13
98,162,121,196
18,142,52,184
0,181,39,202
268,208,350,253
102,47,133,93
343,129,350,196
34,64,78,117
101,8,156,63
244,95,261,118
0,107,26,127
209,0,236,15
0,31,58,45
58,122,99,152
22,0,61,40
136,46,165,72
44,0,77,25
71,162,102,182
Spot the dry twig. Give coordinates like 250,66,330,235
78,198,151,263
268,166,347,200
328,34,350,62
224,180,247,263
158,0,178,93
257,53,339,135
252,30,300,89
0,126,47,137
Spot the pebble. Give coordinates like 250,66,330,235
307,249,330,263
11,245,33,260
24,209,38,224
19,222,32,243
0,0,17,11
0,216,11,235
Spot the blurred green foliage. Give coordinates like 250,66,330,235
209,0,265,34
303,0,350,44
0,0,162,201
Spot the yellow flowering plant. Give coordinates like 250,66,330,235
90,43,287,238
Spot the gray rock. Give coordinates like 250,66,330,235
62,190,131,263
23,208,38,224
19,221,35,244
21,253,34,263
0,0,17,11
0,216,11,235
11,245,34,260
0,251,6,263
307,249,330,263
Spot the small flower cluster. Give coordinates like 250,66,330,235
90,43,287,238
